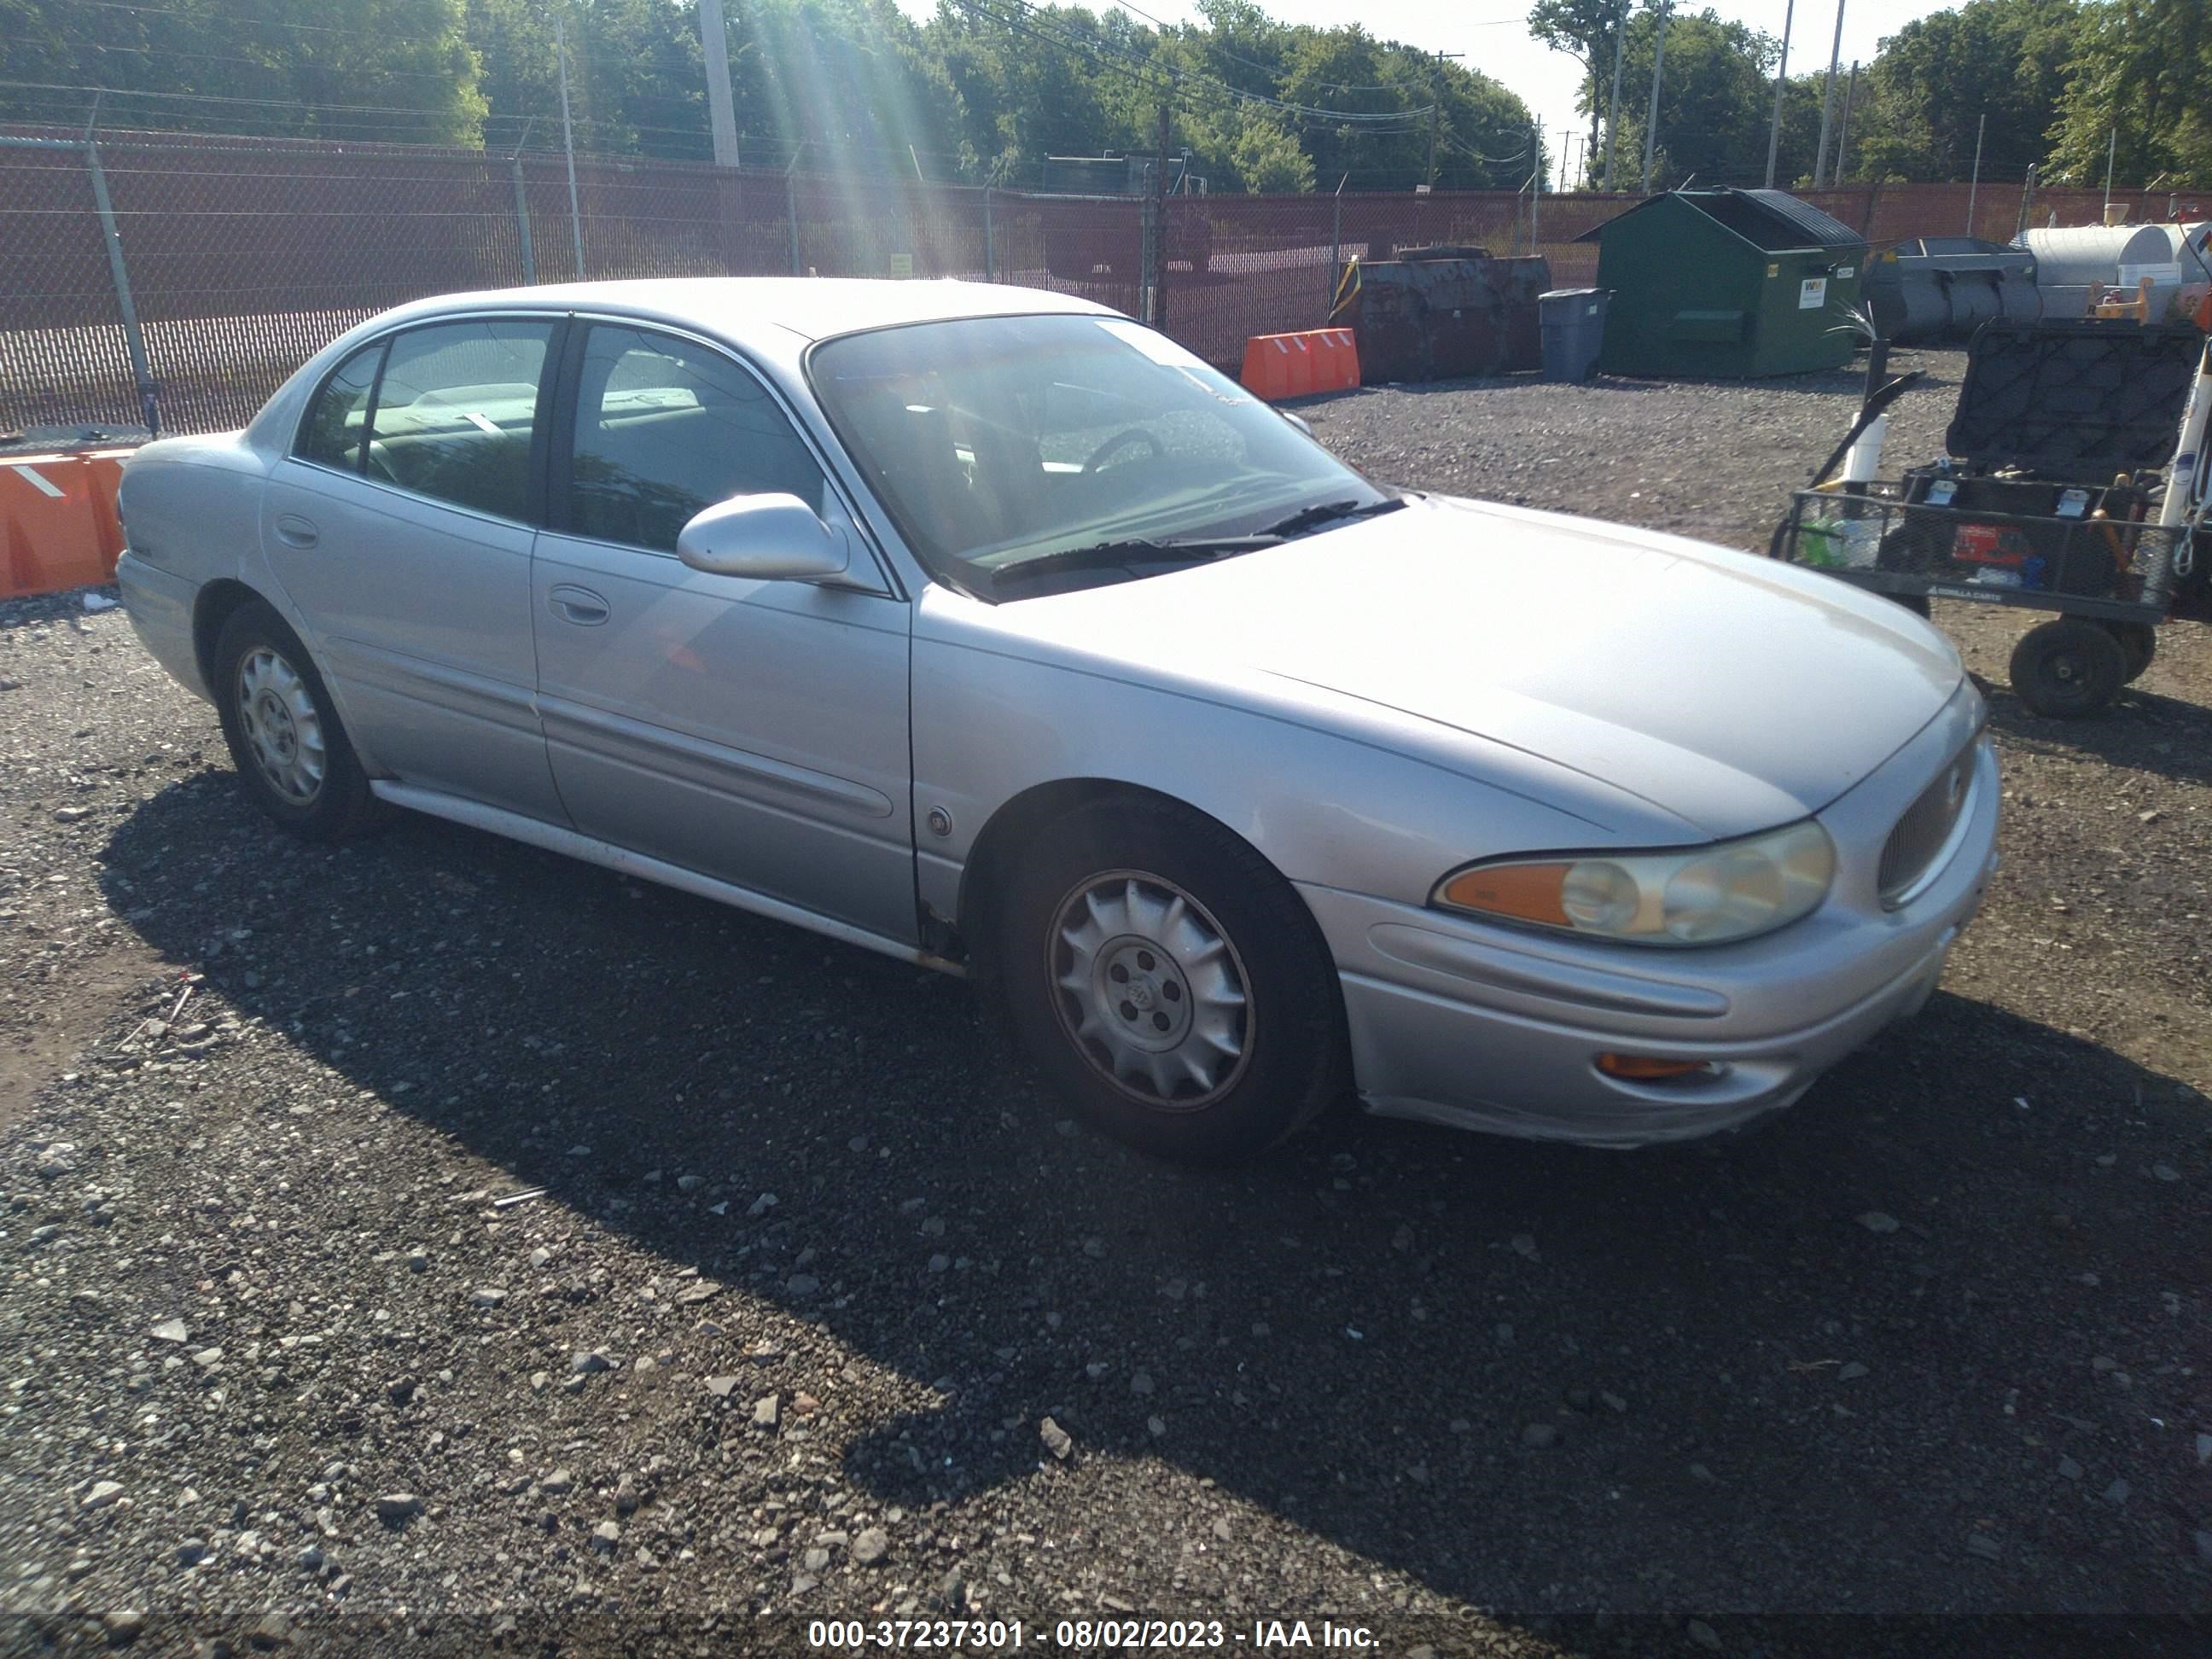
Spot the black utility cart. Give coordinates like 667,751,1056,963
1776,319,2211,717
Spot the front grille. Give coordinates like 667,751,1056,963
1878,742,1978,907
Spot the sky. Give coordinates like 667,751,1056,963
890,2,1958,182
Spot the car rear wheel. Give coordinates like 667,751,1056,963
2008,617,2126,719
987,796,1348,1164
212,600,385,840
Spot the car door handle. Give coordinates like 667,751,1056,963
272,515,318,550
547,585,609,626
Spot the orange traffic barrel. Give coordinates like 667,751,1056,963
3,447,137,600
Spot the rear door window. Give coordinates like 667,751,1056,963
363,320,556,521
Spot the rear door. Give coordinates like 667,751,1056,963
528,319,916,942
259,316,567,822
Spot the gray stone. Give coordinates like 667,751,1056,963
81,1480,124,1510
541,1469,573,1495
470,1287,507,1308
753,1394,780,1428
1521,1423,1558,1448
1965,1534,2002,1560
176,1539,209,1566
704,1376,741,1399
249,1610,291,1648
1509,1233,1539,1260
853,1527,890,1566
2058,1456,2083,1481
1686,1621,1722,1652
591,1521,620,1551
374,1493,422,1522
1599,1391,1628,1413
787,1273,821,1296
101,1610,145,1645
149,1318,189,1343
571,1349,613,1375
1837,1362,1869,1381
2103,1478,2131,1503
1857,1212,1901,1234
1039,1417,1073,1460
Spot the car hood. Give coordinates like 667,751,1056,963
975,495,1963,837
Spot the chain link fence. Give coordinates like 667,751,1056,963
4,125,2203,442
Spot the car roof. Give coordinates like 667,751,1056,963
372,276,1117,346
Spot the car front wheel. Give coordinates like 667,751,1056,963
987,797,1348,1164
212,600,385,840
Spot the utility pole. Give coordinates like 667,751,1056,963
2104,125,2117,218
699,0,741,167
1765,0,1795,189
556,19,585,280
1813,0,1846,188
1640,0,1670,195
1603,0,1627,191
1835,61,1858,183
1424,51,1462,189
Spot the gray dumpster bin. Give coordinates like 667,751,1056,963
1540,288,1611,381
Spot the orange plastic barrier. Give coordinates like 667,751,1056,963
1240,329,1359,401
2,448,135,600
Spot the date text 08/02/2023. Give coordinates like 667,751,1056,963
806,1618,1381,1650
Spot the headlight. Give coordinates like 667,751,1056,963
1433,820,1837,947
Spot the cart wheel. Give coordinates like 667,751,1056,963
1890,592,1931,619
2009,619,2127,718
2099,620,2156,683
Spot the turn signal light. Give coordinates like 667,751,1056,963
1595,1053,1716,1082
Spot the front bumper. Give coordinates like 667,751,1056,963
1304,685,2000,1148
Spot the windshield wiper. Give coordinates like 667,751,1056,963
991,536,1275,591
1255,497,1406,538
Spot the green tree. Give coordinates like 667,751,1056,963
1529,0,1642,184
2048,0,2211,189
0,0,485,143
1852,0,2081,183
1608,8,1774,189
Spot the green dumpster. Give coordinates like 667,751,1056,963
1576,189,1870,378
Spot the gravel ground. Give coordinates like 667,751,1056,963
2,355,2208,1656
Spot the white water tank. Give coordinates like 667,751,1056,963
2025,222,2210,318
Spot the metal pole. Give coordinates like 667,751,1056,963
2104,126,2116,218
1765,0,1795,189
1604,0,1628,191
1329,173,1343,307
1641,1,1670,195
1426,51,1441,189
699,0,741,167
510,153,536,285
1813,0,1846,188
982,187,994,283
1836,61,1858,183
1966,113,1985,235
1531,125,1541,249
786,147,803,276
2015,161,2038,242
556,21,585,279
84,142,160,435
1150,96,1171,329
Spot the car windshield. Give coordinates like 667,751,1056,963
806,313,1392,597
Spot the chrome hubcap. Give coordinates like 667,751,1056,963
1049,870,1250,1109
235,647,325,804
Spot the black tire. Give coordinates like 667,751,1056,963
2008,617,2127,719
212,599,387,840
2100,620,2157,684
984,795,1349,1164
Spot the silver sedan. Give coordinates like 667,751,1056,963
114,279,1999,1162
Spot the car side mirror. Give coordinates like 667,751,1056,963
676,493,852,583
1278,410,1314,438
